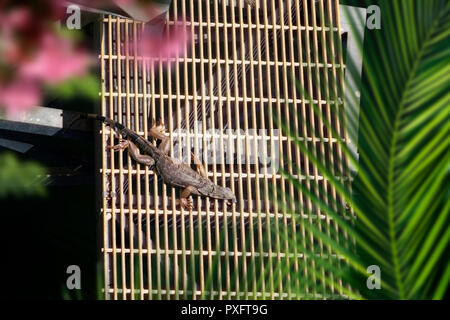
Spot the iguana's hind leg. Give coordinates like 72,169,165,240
107,139,155,166
149,118,170,155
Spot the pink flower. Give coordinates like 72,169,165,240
0,7,32,33
137,23,190,62
0,7,33,63
0,78,41,116
0,2,93,115
20,32,92,84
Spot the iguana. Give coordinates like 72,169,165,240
66,113,236,209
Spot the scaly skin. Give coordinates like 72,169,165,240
75,114,236,209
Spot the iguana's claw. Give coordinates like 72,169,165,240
191,152,198,164
181,197,193,210
150,117,166,138
151,117,165,128
106,139,129,151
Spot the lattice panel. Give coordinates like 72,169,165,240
100,0,351,300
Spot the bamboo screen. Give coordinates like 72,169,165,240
100,0,351,300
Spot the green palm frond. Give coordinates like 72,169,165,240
275,0,450,299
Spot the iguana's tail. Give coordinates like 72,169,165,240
62,113,133,138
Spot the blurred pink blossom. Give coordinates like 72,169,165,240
0,0,183,115
0,7,33,63
0,32,91,114
137,24,190,62
0,78,41,116
20,32,91,84
0,2,92,115
0,7,32,32
112,0,189,60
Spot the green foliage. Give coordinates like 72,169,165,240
54,23,85,43
0,152,47,198
46,73,100,101
276,0,450,300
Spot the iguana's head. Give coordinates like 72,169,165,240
223,187,237,204
213,185,236,205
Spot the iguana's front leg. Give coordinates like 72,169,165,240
191,152,234,206
175,186,195,210
149,118,170,155
107,139,155,166
181,186,195,210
